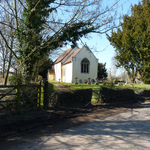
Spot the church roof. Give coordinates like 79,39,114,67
63,48,81,65
54,46,82,65
54,47,73,64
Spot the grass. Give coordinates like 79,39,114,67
50,80,150,91
49,80,102,90
112,83,150,91
48,82,58,97
49,80,150,104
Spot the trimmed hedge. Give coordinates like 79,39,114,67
100,87,135,103
49,89,92,107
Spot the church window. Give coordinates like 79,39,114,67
81,58,90,73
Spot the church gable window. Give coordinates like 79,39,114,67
81,58,90,73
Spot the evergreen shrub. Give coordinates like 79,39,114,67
49,89,92,107
99,87,135,103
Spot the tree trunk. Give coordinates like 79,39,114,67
3,21,14,85
4,52,12,85
2,60,5,78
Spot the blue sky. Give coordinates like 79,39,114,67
80,0,141,76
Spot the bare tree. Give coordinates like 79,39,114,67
0,0,122,82
0,39,9,78
0,1,16,84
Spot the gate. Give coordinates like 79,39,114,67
0,82,42,114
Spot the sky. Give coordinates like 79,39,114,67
80,0,141,76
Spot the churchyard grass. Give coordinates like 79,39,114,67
49,80,102,90
49,80,150,91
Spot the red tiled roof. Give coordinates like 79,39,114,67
54,48,72,64
63,48,81,64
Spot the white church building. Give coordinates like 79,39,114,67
48,45,98,83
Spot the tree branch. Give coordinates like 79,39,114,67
0,30,19,60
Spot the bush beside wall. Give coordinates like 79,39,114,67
49,89,92,107
135,89,150,97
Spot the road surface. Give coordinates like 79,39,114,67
7,105,150,150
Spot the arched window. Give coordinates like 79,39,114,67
81,58,90,73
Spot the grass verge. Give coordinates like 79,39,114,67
48,82,58,97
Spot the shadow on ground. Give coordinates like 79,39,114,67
0,99,150,150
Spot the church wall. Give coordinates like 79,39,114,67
54,62,61,82
72,46,98,83
47,69,55,81
62,63,72,83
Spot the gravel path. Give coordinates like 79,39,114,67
9,104,150,150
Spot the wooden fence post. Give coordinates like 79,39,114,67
43,79,48,108
38,81,41,107
16,85,21,113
